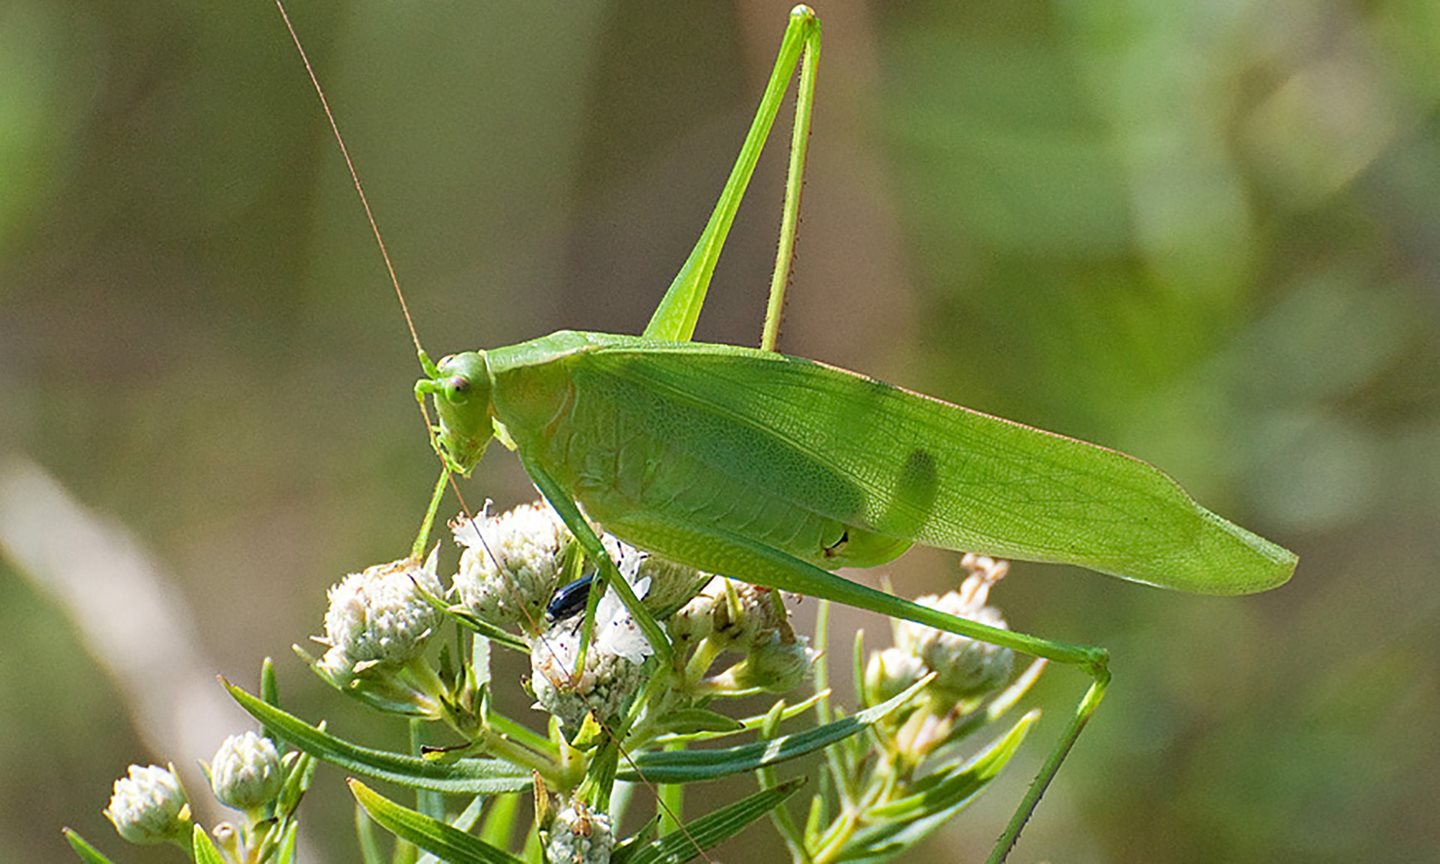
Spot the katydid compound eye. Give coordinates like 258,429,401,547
445,376,470,402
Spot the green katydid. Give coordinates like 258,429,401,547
281,4,1296,861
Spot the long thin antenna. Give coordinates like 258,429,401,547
271,6,714,859
272,0,424,360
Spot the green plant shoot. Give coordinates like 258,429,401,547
298,5,1295,861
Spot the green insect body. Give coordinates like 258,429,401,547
432,331,1293,598
426,331,1296,601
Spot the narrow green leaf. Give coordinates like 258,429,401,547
653,708,745,736
619,676,929,783
610,815,660,864
275,821,300,864
277,749,317,816
224,680,531,794
192,825,226,864
358,802,387,864
261,656,283,748
351,780,526,864
838,712,1039,862
61,829,115,864
418,795,491,864
616,778,805,864
452,796,488,834
474,792,521,855
869,710,1037,820
653,690,829,745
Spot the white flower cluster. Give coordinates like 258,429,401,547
544,801,614,864
207,731,284,812
317,556,443,679
870,554,1015,704
452,501,569,632
103,764,190,845
453,501,709,634
530,550,654,728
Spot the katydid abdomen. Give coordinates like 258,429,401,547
476,330,1296,596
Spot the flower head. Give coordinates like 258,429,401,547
453,501,569,632
104,763,190,845
898,554,1014,700
671,577,791,650
864,646,928,705
207,731,284,812
544,800,614,864
599,534,708,617
726,632,818,693
530,549,653,727
317,555,443,678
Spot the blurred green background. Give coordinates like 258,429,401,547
3,1,1438,861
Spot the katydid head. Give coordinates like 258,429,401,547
416,350,494,476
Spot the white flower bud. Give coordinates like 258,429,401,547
671,577,790,649
104,764,190,845
320,556,443,676
898,558,1014,700
728,634,817,693
545,801,614,864
865,646,928,705
208,731,284,811
915,600,1013,697
453,502,569,632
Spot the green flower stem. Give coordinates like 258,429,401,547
168,831,198,861
554,730,586,792
758,724,813,863
810,760,900,864
476,726,565,788
681,638,726,691
486,708,559,760
813,600,833,724
658,742,685,836
621,666,681,749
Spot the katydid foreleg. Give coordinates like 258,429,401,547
520,453,672,670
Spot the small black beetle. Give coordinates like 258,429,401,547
546,572,595,621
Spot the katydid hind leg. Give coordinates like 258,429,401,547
643,6,821,346
600,508,1109,862
759,8,819,354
